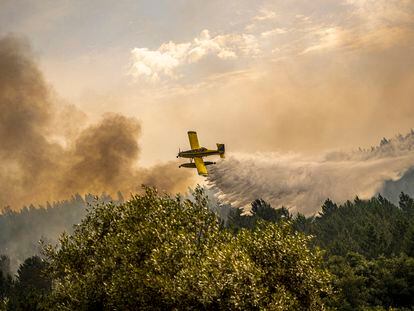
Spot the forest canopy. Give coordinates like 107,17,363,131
1,188,414,310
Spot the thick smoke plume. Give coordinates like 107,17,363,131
208,132,414,215
0,35,194,209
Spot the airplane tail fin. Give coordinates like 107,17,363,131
217,143,225,158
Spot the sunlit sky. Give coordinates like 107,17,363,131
1,0,414,166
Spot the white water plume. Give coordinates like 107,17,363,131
207,131,414,215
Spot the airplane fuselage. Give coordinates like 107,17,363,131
177,147,221,159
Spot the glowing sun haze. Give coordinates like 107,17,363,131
1,0,413,167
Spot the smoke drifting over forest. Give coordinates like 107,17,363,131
1,34,414,217
208,132,414,215
0,35,193,210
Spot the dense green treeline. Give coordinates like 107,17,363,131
1,189,414,310
1,188,332,310
326,253,414,310
313,194,414,259
226,193,414,310
226,193,414,260
0,256,51,310
0,193,123,272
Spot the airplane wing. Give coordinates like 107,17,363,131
188,131,200,149
194,157,208,176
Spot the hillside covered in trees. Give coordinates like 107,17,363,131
0,193,124,272
228,193,414,310
1,188,414,310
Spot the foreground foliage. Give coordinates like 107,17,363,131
44,187,331,310
227,193,414,310
326,253,414,310
3,188,414,310
312,194,414,259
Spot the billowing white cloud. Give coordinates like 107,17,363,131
129,1,414,84
130,29,260,82
188,30,237,62
129,48,181,81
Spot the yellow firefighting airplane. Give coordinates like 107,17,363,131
177,131,225,176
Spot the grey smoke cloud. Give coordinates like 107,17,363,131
0,35,194,210
208,132,414,215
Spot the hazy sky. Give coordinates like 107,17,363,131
1,0,413,166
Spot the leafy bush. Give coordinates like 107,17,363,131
44,187,332,310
